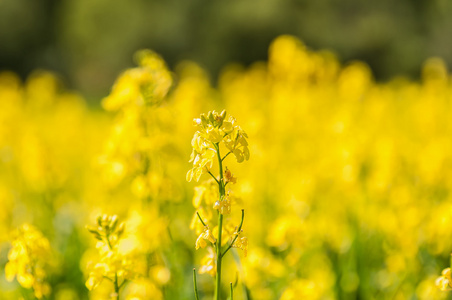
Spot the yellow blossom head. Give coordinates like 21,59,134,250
5,224,52,299
187,110,250,182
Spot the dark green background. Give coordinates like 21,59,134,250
1,0,451,98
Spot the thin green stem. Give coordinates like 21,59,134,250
207,170,220,184
196,212,207,227
230,282,233,300
106,233,120,300
215,143,225,196
214,143,225,300
215,213,224,300
113,272,119,300
106,235,114,251
222,209,245,257
222,151,232,162
193,268,200,300
119,279,127,289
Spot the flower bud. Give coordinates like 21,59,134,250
220,110,226,120
117,222,125,237
86,225,99,235
201,114,208,126
109,215,118,232
208,111,214,124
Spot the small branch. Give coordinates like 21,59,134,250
193,268,200,300
119,279,127,289
196,212,207,227
222,151,232,162
113,272,119,300
106,235,114,251
222,209,245,257
207,170,220,184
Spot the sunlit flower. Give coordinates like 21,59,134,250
436,268,452,291
195,226,216,250
198,248,216,277
187,110,250,182
232,232,248,257
5,224,52,299
213,196,231,215
224,167,237,184
85,215,140,294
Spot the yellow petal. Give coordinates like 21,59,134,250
5,262,16,282
17,272,34,288
186,169,194,182
86,275,102,291
233,149,244,163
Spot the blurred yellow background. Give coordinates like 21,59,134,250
1,2,452,299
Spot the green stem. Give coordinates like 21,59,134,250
230,282,233,300
119,279,127,289
215,143,225,196
215,213,224,300
106,234,120,300
193,268,200,300
208,170,220,184
196,211,207,227
214,143,225,300
222,209,245,257
222,151,232,162
114,272,119,300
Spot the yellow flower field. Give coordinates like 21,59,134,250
1,35,452,299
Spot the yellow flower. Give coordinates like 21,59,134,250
224,167,237,184
213,196,231,215
85,215,140,294
195,235,207,249
436,268,452,291
102,50,172,111
232,233,248,257
222,120,250,163
86,264,106,291
195,227,217,250
187,110,250,182
198,248,216,277
206,125,222,143
5,224,52,299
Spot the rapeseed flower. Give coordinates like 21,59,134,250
5,224,52,299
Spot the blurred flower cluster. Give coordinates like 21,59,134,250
1,35,452,299
5,224,52,299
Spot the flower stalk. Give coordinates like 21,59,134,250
187,110,250,300
85,214,134,299
194,268,200,300
214,143,225,300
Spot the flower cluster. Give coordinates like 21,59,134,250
195,226,216,250
98,49,175,203
187,110,250,300
198,248,216,277
85,215,139,296
102,50,172,111
232,232,248,257
5,224,52,299
436,268,452,291
186,110,249,182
